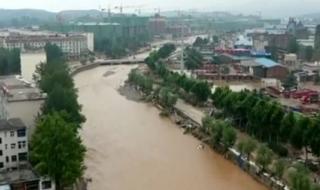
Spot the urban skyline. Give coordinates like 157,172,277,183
0,0,320,18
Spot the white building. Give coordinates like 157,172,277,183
0,118,28,171
83,32,94,52
0,29,94,58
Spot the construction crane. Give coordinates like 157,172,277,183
114,5,144,14
100,5,112,22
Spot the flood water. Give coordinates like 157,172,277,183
74,65,268,190
21,52,46,82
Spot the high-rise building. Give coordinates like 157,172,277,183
315,25,320,50
148,14,166,36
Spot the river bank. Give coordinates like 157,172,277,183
74,65,268,190
121,67,292,190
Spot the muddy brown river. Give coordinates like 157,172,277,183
74,65,268,190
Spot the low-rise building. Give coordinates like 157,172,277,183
0,166,55,190
242,58,289,80
251,33,268,52
0,75,44,139
284,53,299,70
0,118,28,171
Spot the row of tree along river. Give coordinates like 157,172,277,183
74,63,268,188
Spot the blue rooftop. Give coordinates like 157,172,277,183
255,58,279,68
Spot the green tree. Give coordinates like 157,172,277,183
128,69,153,94
45,43,64,63
159,87,178,111
288,37,300,54
208,119,225,146
43,84,85,125
221,125,237,152
184,47,203,70
288,164,312,190
290,116,312,163
237,137,257,162
193,37,209,47
272,158,287,180
190,81,211,102
309,117,320,157
0,48,21,75
158,43,176,58
305,46,314,62
39,64,74,93
31,112,85,190
312,184,320,190
280,112,296,143
256,144,273,171
202,115,213,131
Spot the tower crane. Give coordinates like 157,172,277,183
100,5,112,22
114,5,144,14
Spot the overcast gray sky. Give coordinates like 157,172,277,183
0,0,319,17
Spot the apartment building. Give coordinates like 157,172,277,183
0,29,94,58
0,118,28,171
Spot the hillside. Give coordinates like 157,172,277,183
0,9,55,26
0,9,109,26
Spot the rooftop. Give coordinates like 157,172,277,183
255,58,280,68
74,22,120,26
0,165,38,185
234,35,253,46
0,118,26,132
0,75,45,102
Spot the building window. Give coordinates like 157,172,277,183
0,162,3,168
10,131,14,137
5,144,7,150
18,141,26,149
17,129,26,137
11,155,17,162
42,181,52,189
18,152,27,161
11,143,15,149
5,156,9,163
0,137,2,144
0,150,2,156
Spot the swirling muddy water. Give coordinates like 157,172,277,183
74,65,268,190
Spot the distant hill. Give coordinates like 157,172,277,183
0,9,55,24
0,9,110,27
58,9,108,21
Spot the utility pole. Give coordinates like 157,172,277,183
180,12,185,72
